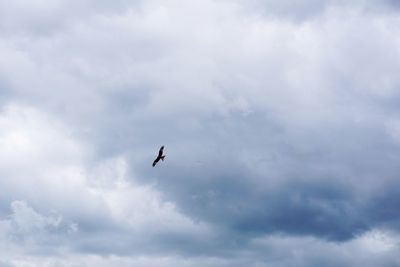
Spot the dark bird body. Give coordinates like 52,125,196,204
152,146,165,167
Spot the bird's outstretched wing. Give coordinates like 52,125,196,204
158,146,164,157
152,158,160,167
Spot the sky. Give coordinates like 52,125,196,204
0,0,400,266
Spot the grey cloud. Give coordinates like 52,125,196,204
385,0,400,9
0,262,13,267
0,0,141,36
233,0,339,21
1,0,400,266
232,0,400,21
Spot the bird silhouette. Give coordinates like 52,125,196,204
152,146,165,167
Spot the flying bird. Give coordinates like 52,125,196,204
152,146,166,167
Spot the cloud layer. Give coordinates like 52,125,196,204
0,0,400,266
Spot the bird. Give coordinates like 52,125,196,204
152,146,166,167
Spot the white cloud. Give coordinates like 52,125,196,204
1,229,398,267
9,200,63,233
0,103,211,259
0,200,75,245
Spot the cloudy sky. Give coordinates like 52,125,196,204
0,0,400,266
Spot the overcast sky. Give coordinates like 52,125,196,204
0,0,400,266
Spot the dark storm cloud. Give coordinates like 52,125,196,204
129,109,400,243
367,180,400,230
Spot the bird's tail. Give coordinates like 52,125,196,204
161,155,165,161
